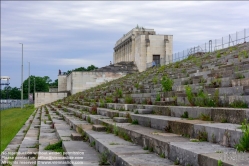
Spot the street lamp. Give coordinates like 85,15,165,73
19,43,23,109
34,77,35,102
28,62,30,104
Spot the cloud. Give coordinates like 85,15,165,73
1,1,249,87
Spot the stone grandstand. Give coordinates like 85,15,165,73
3,42,249,166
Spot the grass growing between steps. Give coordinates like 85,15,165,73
0,106,35,153
236,120,249,152
44,140,64,154
99,151,109,165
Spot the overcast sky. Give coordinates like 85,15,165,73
1,1,249,88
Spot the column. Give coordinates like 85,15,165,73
132,38,135,61
125,43,128,61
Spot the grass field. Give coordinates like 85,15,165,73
0,106,35,153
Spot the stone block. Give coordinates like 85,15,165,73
71,133,83,141
113,117,128,123
92,125,106,132
46,121,52,125
34,125,41,128
136,109,152,114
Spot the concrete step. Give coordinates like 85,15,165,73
37,107,67,166
54,106,249,166
65,104,244,148
47,107,100,166
97,103,249,124
50,106,176,166
5,108,40,166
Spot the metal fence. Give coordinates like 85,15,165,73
0,100,30,111
147,28,249,68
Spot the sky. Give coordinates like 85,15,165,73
1,1,249,88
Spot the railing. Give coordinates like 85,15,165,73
146,28,249,68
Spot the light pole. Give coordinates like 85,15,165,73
28,62,30,104
34,77,35,102
19,43,23,109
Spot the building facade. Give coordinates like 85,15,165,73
113,27,173,72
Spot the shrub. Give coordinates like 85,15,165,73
210,78,221,87
99,99,106,108
155,93,161,101
87,116,91,123
218,160,223,166
113,123,119,136
161,76,174,92
90,141,95,147
229,100,248,108
44,140,63,154
105,96,113,103
132,119,139,125
153,76,158,84
115,89,123,98
200,113,211,121
91,106,97,115
181,111,188,118
197,129,208,142
216,51,221,58
235,73,245,79
135,83,139,89
99,151,109,165
236,120,249,152
185,85,194,106
125,95,133,104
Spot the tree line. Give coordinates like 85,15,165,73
0,65,98,99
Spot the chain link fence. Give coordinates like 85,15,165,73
147,28,249,68
0,100,30,111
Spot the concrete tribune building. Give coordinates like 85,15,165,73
113,27,173,72
35,27,172,107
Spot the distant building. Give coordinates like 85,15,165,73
113,27,173,72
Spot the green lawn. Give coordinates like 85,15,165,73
0,106,35,153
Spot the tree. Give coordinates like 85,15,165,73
9,87,21,99
86,65,98,71
0,86,21,99
66,65,98,75
43,76,52,84
23,75,49,99
50,79,58,87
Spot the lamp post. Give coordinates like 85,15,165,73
28,62,30,104
19,43,23,109
34,77,35,102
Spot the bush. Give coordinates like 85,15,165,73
44,140,63,154
105,96,113,103
235,73,245,79
99,99,106,108
161,76,174,92
125,95,133,104
153,76,158,84
236,120,249,152
181,111,188,118
185,85,194,106
99,151,109,165
155,93,161,101
132,119,139,125
229,100,248,108
91,106,97,115
115,89,123,98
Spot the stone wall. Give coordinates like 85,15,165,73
49,88,58,92
58,75,67,92
34,92,67,108
66,71,125,95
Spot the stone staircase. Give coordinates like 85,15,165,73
3,42,249,165
95,61,138,74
